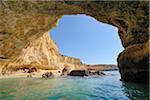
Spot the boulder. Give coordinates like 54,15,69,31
42,72,54,78
68,70,88,77
97,71,106,75
88,70,106,76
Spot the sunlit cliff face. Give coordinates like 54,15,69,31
0,1,149,83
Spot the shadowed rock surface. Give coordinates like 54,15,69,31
68,70,106,76
118,42,149,84
88,71,106,76
68,70,88,77
0,1,149,84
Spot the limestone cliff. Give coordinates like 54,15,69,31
1,32,57,73
8,32,60,69
118,42,149,83
0,1,149,83
1,31,85,74
60,55,86,75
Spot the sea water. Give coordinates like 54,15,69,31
0,71,149,100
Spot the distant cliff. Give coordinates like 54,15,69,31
86,64,117,71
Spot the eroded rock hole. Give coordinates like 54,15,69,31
50,15,123,65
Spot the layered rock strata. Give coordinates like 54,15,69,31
0,32,85,76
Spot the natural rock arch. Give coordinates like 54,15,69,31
0,1,149,83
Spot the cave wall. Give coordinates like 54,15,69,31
0,1,149,83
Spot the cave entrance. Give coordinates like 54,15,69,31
50,15,123,65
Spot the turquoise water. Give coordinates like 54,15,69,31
0,71,149,100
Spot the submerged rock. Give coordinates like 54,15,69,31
42,72,54,78
27,74,32,78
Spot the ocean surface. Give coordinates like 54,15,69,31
0,71,149,100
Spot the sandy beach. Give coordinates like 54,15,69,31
0,69,62,78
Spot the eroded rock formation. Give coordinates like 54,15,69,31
0,31,85,75
118,42,149,83
0,1,149,83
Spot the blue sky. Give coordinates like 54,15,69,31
50,15,123,64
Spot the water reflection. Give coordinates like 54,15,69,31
122,82,149,100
